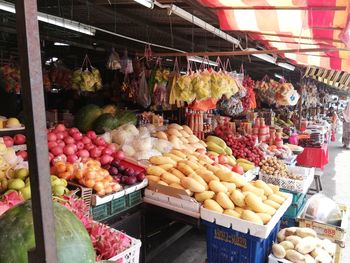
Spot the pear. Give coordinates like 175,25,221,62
14,168,29,180
50,175,59,182
8,178,25,190
25,177,30,186
20,186,31,200
52,185,65,196
51,179,64,187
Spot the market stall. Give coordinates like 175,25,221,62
0,0,349,263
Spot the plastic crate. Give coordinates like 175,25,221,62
91,203,110,221
111,196,127,214
127,190,142,207
280,216,297,229
281,189,307,218
203,220,280,263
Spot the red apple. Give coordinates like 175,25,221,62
232,164,244,175
218,154,228,165
48,141,58,150
64,136,75,144
93,137,106,147
55,123,66,132
2,136,14,147
16,150,28,161
81,136,91,144
69,127,79,136
47,132,57,142
72,132,83,141
113,150,125,160
13,134,26,145
76,141,84,150
67,154,78,164
86,130,97,140
90,147,102,158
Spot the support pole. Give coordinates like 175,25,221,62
15,0,58,262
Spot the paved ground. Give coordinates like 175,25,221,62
322,132,350,262
151,132,350,263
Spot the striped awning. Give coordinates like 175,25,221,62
198,0,350,72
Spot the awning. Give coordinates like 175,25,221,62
198,0,350,72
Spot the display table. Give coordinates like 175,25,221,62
296,144,329,169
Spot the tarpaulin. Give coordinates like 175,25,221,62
198,0,350,72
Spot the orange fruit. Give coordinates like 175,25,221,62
66,164,74,175
85,179,95,188
74,169,83,180
105,186,113,194
58,171,70,180
55,163,66,173
93,182,104,192
97,189,105,196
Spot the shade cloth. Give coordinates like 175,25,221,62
296,143,329,169
198,0,350,72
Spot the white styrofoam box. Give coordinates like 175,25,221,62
259,166,314,194
143,196,200,218
92,179,148,206
144,188,201,215
200,193,292,239
243,167,260,182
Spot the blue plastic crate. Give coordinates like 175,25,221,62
203,220,280,263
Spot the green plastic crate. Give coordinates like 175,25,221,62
127,190,142,207
91,203,110,221
281,189,307,217
111,196,127,214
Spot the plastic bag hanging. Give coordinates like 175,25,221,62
106,48,121,70
137,70,151,108
120,49,133,74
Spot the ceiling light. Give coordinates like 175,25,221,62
187,56,218,67
54,42,69,46
0,0,95,36
180,71,187,74
274,73,283,79
167,4,239,45
248,48,277,64
166,58,173,62
277,62,295,71
134,0,154,9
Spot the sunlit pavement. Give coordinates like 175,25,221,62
322,132,350,262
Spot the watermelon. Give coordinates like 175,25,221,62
75,104,102,133
0,201,96,263
93,113,119,134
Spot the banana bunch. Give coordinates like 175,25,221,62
236,158,255,172
205,136,236,166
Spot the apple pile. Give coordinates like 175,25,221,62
47,124,117,164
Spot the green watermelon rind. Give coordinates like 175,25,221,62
75,104,103,133
0,201,96,263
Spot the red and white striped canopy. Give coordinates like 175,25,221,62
198,0,350,72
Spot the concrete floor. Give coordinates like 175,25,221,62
151,133,350,263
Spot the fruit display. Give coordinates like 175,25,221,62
61,196,132,261
46,62,72,90
153,124,207,153
255,78,300,106
0,117,23,129
260,157,303,180
103,159,145,186
72,65,103,93
214,125,264,166
74,104,136,134
145,148,289,225
272,227,335,262
52,159,121,197
0,191,23,216
0,166,68,200
171,69,239,103
0,200,96,263
47,123,117,164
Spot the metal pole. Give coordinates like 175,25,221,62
145,47,343,57
15,0,58,262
